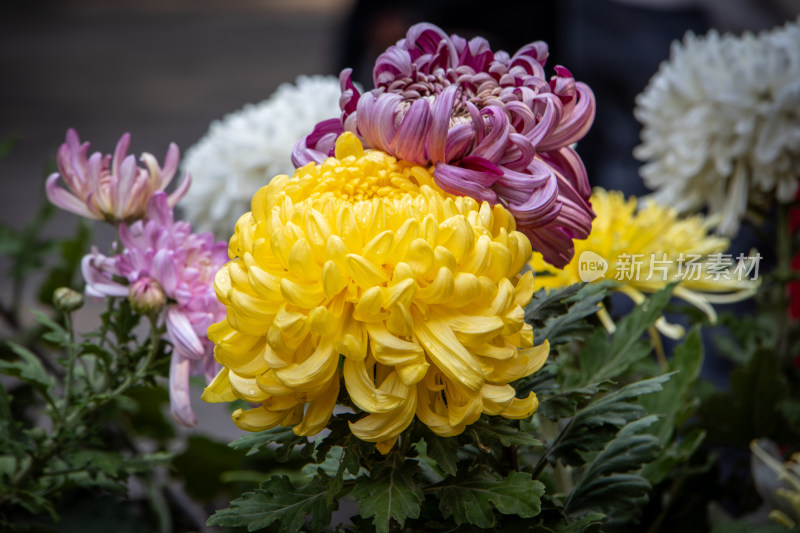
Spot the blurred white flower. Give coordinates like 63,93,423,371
181,75,343,237
635,19,800,236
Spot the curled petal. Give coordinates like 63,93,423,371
169,353,197,427
166,307,206,360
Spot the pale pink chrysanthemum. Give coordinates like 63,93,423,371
46,129,191,224
294,23,596,267
82,192,228,426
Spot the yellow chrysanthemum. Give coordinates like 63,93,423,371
204,133,548,453
531,188,757,338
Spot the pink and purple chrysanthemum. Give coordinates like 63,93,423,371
46,129,191,224
82,192,228,426
293,23,596,267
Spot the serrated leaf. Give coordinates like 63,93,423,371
527,282,615,346
639,328,705,483
352,456,423,533
640,327,704,443
435,470,544,528
229,426,312,461
544,374,670,467
571,284,674,388
66,450,125,479
564,416,661,528
470,417,543,448
207,474,331,533
420,429,459,477
1,342,57,399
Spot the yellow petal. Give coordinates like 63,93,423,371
343,358,404,413
367,322,424,365
363,230,394,266
413,309,483,392
405,238,435,277
349,373,417,443
450,314,505,345
201,368,237,403
288,238,322,282
232,405,285,431
322,260,348,298
353,286,386,322
416,267,455,304
274,340,339,392
280,278,324,308
500,392,539,419
347,253,388,289
293,377,339,436
228,370,270,402
336,316,367,361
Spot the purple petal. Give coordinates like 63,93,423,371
426,85,459,163
81,249,127,299
356,92,401,154
433,157,501,202
292,118,343,167
45,173,97,219
391,98,432,165
166,307,205,360
158,143,180,188
522,224,575,268
169,353,197,427
539,82,595,151
339,68,361,117
167,172,191,208
112,133,131,177
153,248,178,295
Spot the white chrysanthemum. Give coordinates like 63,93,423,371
181,75,343,237
634,19,800,236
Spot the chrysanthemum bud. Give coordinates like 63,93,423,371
128,277,167,316
53,287,84,313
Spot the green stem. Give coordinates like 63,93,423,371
61,311,78,422
532,417,574,479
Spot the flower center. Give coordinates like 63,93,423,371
282,133,443,204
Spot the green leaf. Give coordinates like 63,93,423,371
30,309,69,347
435,470,544,528
37,222,92,306
544,374,670,467
640,327,704,444
469,417,543,448
530,513,605,533
418,428,459,477
571,284,675,388
564,416,661,528
700,348,790,444
1,342,57,401
207,474,331,533
229,425,313,462
66,449,125,479
639,328,706,483
352,455,423,533
526,282,614,346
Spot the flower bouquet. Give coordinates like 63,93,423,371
1,19,799,533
